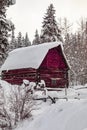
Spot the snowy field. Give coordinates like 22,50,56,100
15,100,87,130
0,80,87,130
15,84,87,130
16,86,87,130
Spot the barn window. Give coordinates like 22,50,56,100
51,78,57,85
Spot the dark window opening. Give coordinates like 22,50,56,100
51,79,57,85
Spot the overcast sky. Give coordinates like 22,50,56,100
7,0,87,41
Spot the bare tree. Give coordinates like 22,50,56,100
9,83,36,126
0,81,36,130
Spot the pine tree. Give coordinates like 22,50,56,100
22,36,25,47
17,32,23,48
0,0,15,66
40,4,61,43
32,29,40,45
24,32,31,47
9,24,17,51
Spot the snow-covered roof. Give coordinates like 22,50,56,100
1,41,67,71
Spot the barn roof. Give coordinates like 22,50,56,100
1,42,69,71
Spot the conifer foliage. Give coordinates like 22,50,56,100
17,32,23,48
17,32,31,48
24,32,31,47
0,0,15,66
40,4,61,43
32,30,40,45
9,24,17,51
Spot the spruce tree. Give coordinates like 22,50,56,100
0,0,15,66
17,32,23,48
40,4,61,43
24,32,31,46
32,29,40,45
9,24,17,51
22,36,25,47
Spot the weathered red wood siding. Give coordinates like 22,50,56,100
2,68,37,85
40,46,67,69
38,46,69,88
38,68,68,88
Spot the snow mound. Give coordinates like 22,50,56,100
23,79,30,85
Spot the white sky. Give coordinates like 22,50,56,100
7,0,87,41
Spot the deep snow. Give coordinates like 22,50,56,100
0,80,87,130
14,84,87,130
15,100,87,130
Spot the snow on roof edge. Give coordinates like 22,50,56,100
1,41,69,71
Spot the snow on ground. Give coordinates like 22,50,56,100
15,100,87,130
0,80,87,130
34,85,87,99
14,84,87,130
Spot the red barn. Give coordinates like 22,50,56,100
1,42,69,88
